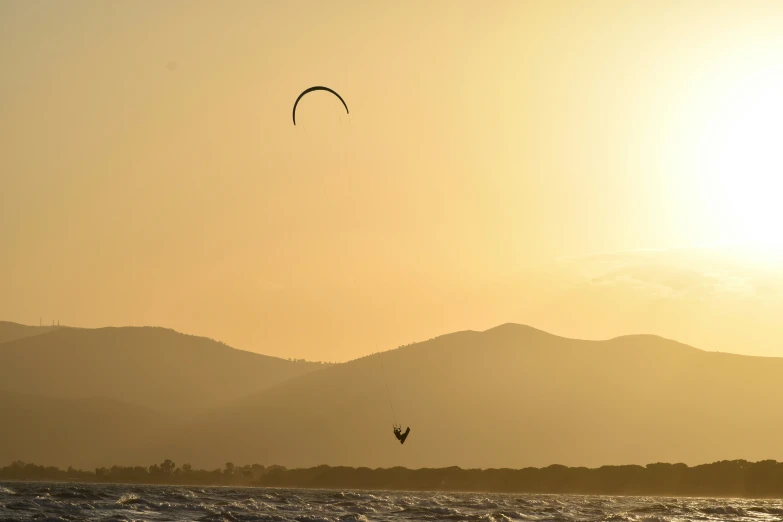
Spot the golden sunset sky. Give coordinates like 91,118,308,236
3,0,783,361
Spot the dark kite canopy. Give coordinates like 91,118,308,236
292,86,349,125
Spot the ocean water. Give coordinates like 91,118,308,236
2,482,783,522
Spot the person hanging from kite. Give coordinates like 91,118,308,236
378,352,410,446
393,424,411,445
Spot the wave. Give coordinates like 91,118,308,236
2,482,782,522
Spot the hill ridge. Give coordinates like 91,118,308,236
0,324,325,417
5,320,783,470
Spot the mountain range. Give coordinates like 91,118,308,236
2,320,782,470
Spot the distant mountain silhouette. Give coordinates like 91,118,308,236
151,323,783,470
0,321,60,344
0,325,324,416
0,389,167,469
5,322,783,470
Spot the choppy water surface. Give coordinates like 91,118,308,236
2,482,783,522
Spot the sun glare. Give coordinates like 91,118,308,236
695,66,783,248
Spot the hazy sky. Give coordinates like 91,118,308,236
3,0,783,361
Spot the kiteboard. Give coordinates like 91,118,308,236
399,427,411,445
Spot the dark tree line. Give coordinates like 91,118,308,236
2,459,783,497
0,460,285,486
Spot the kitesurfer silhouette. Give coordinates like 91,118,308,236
393,424,411,445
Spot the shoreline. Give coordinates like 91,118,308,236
3,458,783,501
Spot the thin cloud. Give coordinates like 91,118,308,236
560,246,783,301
